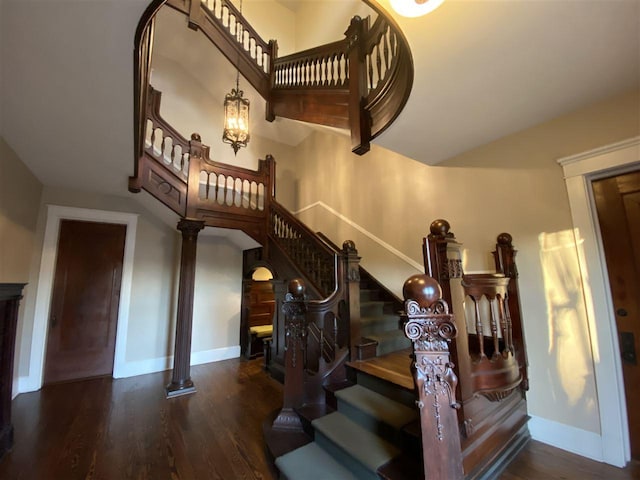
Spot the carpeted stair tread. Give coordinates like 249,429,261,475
335,384,418,430
275,442,359,480
312,412,401,472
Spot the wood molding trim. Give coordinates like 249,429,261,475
294,201,423,272
558,137,640,466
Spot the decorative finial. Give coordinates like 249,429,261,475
287,278,306,297
402,274,442,308
429,219,450,238
496,233,512,246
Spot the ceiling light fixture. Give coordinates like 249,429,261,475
390,0,446,18
222,0,250,155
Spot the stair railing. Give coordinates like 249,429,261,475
166,0,275,98
129,85,275,244
420,220,531,476
270,13,413,155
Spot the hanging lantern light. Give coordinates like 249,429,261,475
222,75,250,155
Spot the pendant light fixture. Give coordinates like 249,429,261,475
222,0,250,155
390,0,446,18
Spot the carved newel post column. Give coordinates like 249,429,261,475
166,218,205,398
402,274,464,480
272,279,307,432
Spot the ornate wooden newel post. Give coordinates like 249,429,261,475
402,274,464,480
272,279,307,432
166,218,205,398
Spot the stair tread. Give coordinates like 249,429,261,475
275,442,359,480
312,412,401,472
336,384,418,429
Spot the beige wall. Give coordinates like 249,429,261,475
15,185,248,385
193,236,243,352
0,137,42,284
277,88,640,436
0,137,43,392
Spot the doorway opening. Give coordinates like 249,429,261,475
241,266,275,360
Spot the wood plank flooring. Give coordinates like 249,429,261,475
0,357,638,479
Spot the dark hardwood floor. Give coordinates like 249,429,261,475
0,358,638,479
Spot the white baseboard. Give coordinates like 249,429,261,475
113,345,241,379
12,376,30,399
191,346,240,366
13,347,243,394
113,355,174,379
529,415,604,463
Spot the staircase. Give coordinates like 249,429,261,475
276,365,419,480
359,272,410,357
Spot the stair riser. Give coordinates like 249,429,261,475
337,399,405,447
314,431,380,480
360,302,387,317
376,336,411,357
361,322,399,336
353,371,417,409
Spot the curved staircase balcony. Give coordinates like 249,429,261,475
133,0,414,164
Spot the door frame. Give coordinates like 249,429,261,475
558,136,640,467
26,205,138,391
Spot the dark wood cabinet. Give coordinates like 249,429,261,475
0,284,25,460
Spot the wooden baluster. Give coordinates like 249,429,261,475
473,296,486,358
402,274,464,480
489,295,500,357
383,27,390,71
376,43,382,88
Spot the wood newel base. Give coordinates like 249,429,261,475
402,274,464,480
272,279,307,432
166,218,205,398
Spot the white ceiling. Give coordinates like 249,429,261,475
373,0,640,164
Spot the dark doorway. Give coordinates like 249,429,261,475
240,266,275,359
44,220,126,384
592,169,640,459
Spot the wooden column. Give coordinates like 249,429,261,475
166,218,205,398
402,274,464,480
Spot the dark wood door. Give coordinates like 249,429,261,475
592,170,640,460
44,220,126,384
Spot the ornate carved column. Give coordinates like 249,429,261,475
272,279,307,432
402,274,464,480
166,218,205,398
